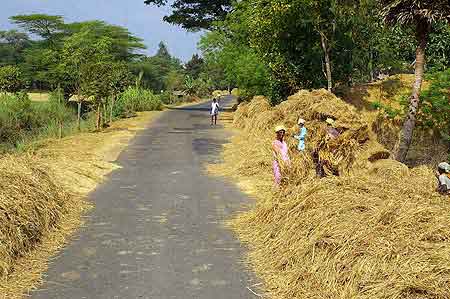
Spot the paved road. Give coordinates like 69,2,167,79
32,96,257,299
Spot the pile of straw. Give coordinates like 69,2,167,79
233,90,390,179
218,89,450,299
0,155,74,280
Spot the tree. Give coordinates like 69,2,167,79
0,66,24,93
144,0,233,30
80,61,114,130
108,62,133,124
155,41,171,60
10,14,64,47
64,21,146,60
380,0,450,162
185,54,204,79
0,30,30,65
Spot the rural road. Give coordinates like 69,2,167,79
32,96,257,299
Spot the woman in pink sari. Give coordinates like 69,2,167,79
272,125,290,186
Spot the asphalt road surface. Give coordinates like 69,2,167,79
31,96,257,299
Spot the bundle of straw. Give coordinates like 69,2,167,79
0,155,73,280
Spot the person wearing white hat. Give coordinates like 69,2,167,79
436,162,450,195
293,118,307,152
272,125,290,186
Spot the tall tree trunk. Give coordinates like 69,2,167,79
96,104,101,131
110,95,115,124
319,31,332,92
395,20,429,162
77,101,82,131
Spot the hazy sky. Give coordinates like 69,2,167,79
1,0,202,61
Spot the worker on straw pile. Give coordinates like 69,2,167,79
312,118,340,178
272,125,291,186
293,118,307,152
326,118,340,139
436,162,450,195
210,98,220,126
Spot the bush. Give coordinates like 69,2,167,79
419,70,450,137
113,87,163,118
0,93,35,144
0,91,87,150
0,66,24,93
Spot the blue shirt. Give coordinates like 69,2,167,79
294,127,307,151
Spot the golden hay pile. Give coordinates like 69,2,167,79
233,164,450,299
219,90,450,299
233,89,390,178
0,155,75,281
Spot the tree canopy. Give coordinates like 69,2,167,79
143,0,233,30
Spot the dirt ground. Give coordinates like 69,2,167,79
0,111,162,299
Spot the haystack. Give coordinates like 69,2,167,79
232,165,450,299
233,89,386,175
220,88,450,299
0,155,73,280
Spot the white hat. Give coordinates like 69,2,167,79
274,125,287,133
298,118,306,125
438,162,450,173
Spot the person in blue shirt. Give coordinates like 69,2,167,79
293,118,307,151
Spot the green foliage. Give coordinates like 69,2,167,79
113,87,163,118
184,75,196,96
0,65,24,93
185,54,204,79
143,0,232,30
371,101,401,118
129,42,184,92
0,92,79,149
419,70,450,135
9,14,64,45
0,30,30,65
199,29,270,99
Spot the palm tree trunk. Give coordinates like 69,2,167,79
395,20,429,162
319,31,332,91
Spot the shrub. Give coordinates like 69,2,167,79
0,66,25,93
419,70,450,137
113,87,163,118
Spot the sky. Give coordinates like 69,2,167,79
1,0,202,62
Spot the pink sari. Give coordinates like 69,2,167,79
272,140,290,186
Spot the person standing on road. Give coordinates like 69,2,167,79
272,125,291,187
293,118,307,152
211,98,220,126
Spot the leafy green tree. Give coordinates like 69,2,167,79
64,21,146,60
144,0,232,30
10,14,64,47
0,30,30,65
380,0,450,162
0,66,24,93
108,62,133,124
185,54,204,79
79,61,114,130
130,42,183,92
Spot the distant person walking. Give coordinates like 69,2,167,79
293,118,307,151
210,98,220,126
272,125,290,186
436,162,450,195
